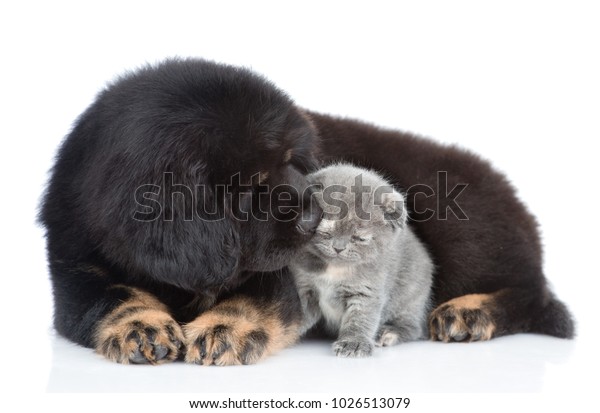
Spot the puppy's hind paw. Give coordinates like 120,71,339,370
429,294,496,342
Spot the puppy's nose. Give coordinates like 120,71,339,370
333,246,345,254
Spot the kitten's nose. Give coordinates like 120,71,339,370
333,239,347,254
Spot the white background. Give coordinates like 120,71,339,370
1,1,598,411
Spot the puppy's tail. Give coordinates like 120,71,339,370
529,293,575,339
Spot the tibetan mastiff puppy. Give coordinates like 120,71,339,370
40,58,574,365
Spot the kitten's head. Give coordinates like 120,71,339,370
306,163,407,264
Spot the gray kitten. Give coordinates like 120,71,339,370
290,163,434,357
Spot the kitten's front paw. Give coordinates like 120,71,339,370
375,323,422,346
333,339,374,358
376,327,403,347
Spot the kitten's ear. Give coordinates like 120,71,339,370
378,188,407,229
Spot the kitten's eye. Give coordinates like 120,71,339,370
318,231,332,239
351,235,368,242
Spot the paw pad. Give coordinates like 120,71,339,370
96,310,184,364
429,295,496,342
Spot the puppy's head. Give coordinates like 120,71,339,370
82,59,323,294
187,62,323,275
221,108,324,273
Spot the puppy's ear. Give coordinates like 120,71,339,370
196,208,242,286
191,186,243,288
129,182,241,292
378,188,407,229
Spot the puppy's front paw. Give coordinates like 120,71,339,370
95,309,184,364
184,296,297,366
184,320,269,366
333,338,374,358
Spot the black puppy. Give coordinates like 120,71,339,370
40,59,322,364
40,58,573,365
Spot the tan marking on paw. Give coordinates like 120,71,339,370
94,287,184,364
445,294,491,310
184,296,299,366
429,293,496,343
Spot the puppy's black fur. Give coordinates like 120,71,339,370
41,59,322,350
40,58,573,363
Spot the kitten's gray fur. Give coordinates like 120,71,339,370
290,163,434,357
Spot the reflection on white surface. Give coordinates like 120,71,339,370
47,332,578,393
